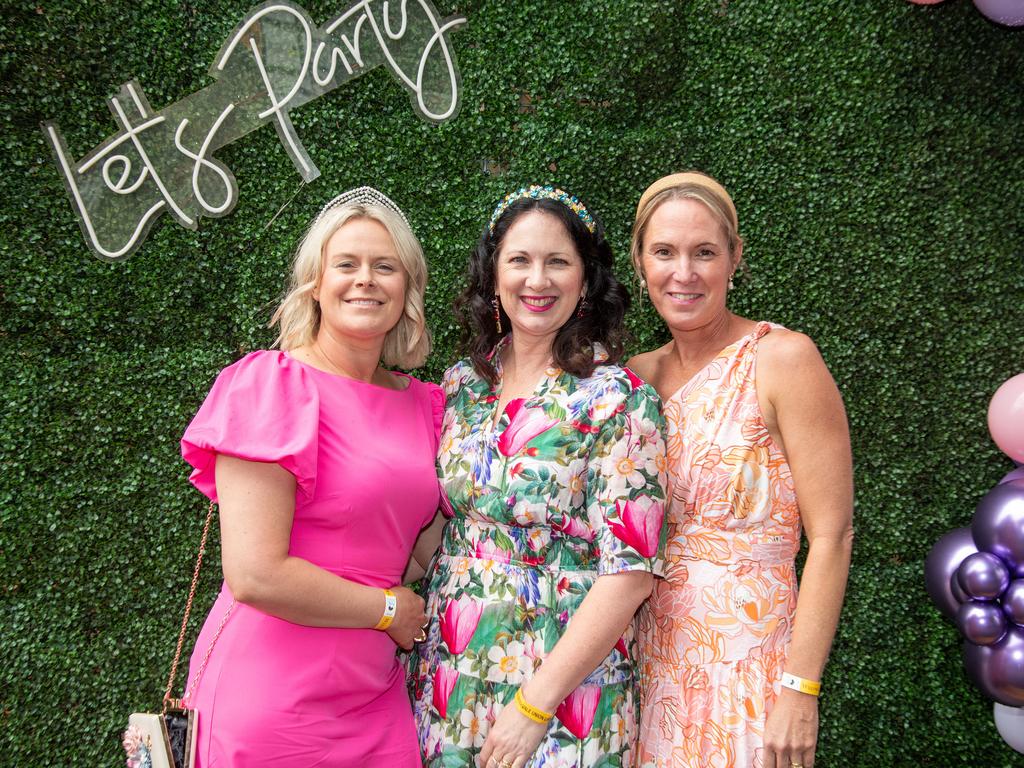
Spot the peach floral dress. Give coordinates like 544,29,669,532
635,322,800,768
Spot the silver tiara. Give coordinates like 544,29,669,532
313,186,409,228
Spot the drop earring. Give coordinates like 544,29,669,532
728,273,735,291
492,296,503,334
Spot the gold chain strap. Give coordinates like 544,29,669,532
182,598,235,703
162,499,225,713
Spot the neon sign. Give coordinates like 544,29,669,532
42,0,466,261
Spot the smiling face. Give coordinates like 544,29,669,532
313,216,407,345
494,210,585,347
640,197,740,333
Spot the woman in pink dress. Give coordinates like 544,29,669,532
179,187,442,767
628,173,854,768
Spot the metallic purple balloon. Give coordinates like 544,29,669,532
1004,580,1024,626
973,0,1024,26
964,626,1024,706
951,574,971,604
1002,467,1024,485
926,527,978,619
973,480,1024,578
957,551,1011,600
958,601,1008,645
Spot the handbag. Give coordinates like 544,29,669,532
123,500,235,768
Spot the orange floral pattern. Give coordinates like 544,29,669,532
636,322,799,768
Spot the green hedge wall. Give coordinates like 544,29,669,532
2,0,1023,765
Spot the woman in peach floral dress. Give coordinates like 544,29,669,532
627,173,854,768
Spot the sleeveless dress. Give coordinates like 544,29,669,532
411,343,668,768
179,350,443,767
635,322,800,768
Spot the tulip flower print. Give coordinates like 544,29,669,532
608,498,663,558
431,664,459,719
439,596,483,655
497,402,558,456
556,684,602,740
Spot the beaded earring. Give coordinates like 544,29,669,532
491,296,502,334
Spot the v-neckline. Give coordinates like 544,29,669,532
661,321,770,404
488,345,560,433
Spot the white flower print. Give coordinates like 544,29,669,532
486,640,527,684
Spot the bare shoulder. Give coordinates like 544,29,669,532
625,342,674,383
758,327,843,414
759,327,828,375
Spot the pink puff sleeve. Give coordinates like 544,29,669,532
181,350,319,502
428,382,445,450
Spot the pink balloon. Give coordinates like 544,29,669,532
989,373,1024,462
973,0,1024,26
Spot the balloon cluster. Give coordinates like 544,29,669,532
907,0,1024,27
925,373,1024,753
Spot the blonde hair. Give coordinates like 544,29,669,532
270,204,431,369
630,177,744,281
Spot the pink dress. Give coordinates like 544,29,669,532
635,322,800,768
179,350,442,767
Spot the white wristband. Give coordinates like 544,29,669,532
781,672,821,697
374,589,398,630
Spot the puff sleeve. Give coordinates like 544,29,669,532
181,350,319,502
428,381,445,450
586,377,668,576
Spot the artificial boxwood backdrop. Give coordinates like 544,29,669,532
2,0,1023,765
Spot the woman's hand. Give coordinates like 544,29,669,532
385,584,427,650
477,702,548,768
762,688,819,768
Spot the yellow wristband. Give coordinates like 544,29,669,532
514,688,553,724
780,672,821,697
374,589,397,630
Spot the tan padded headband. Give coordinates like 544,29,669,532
635,172,738,232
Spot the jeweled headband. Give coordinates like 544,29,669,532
313,186,409,229
487,184,596,234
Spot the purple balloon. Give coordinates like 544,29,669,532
964,626,1024,706
973,0,1024,26
951,573,971,604
972,480,1024,577
957,551,1011,600
1002,467,1024,485
1005,580,1024,626
958,601,1008,645
926,527,979,619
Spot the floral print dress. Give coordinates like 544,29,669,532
411,342,668,768
635,322,801,768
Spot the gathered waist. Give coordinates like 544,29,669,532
439,516,601,572
667,525,799,569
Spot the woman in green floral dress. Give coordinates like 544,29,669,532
409,186,668,768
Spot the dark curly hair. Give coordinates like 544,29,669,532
455,192,630,385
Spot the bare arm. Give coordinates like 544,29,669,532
402,510,447,583
216,454,426,648
757,332,854,768
478,570,653,768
